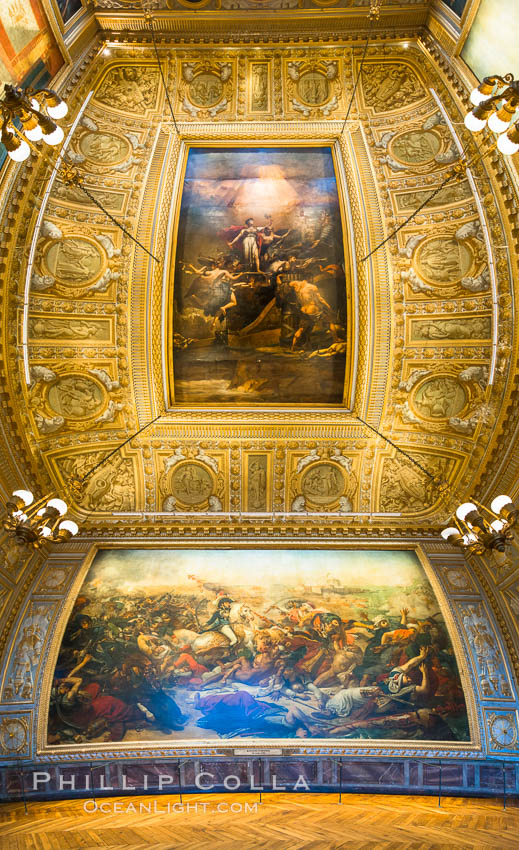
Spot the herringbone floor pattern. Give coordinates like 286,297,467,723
0,793,518,849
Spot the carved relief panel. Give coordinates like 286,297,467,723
93,64,161,116
177,57,236,120
287,447,359,512
32,219,121,299
283,57,343,119
247,60,271,115
242,451,273,512
157,445,227,512
359,61,427,114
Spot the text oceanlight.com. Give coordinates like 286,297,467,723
83,800,259,814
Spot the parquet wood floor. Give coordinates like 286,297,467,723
0,792,518,849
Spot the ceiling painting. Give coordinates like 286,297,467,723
170,145,349,406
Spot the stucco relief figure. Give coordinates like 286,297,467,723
251,64,268,111
29,318,110,340
95,66,159,112
248,456,267,510
415,237,473,284
46,548,469,745
172,146,347,404
3,604,53,701
412,317,491,341
413,377,466,420
44,239,103,284
171,463,213,506
47,377,104,420
302,463,343,503
390,130,441,164
79,132,130,165
362,63,424,110
396,182,471,211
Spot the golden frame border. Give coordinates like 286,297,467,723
37,540,482,759
164,140,355,411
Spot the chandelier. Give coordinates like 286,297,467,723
1,84,68,162
4,415,162,548
464,74,519,155
441,496,519,555
4,490,78,548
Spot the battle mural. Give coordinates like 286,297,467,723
47,549,470,746
170,146,348,405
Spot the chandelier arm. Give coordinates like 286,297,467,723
354,414,445,486
144,9,180,135
77,413,163,486
76,180,161,264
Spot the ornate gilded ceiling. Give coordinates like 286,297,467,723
0,24,518,539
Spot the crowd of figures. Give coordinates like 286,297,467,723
49,581,469,744
175,209,347,357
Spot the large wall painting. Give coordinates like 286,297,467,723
461,0,519,82
47,549,470,748
169,146,349,405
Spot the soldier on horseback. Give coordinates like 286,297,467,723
201,597,238,646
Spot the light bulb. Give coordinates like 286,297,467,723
463,533,478,545
456,502,478,521
497,132,519,155
39,526,52,538
59,520,79,536
464,111,487,132
18,513,28,523
46,497,67,515
441,527,459,541
42,125,64,146
488,111,511,134
490,495,513,514
491,519,505,532
46,100,68,120
470,87,492,106
8,140,30,161
24,124,43,142
13,489,34,507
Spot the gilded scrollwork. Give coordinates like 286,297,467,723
32,220,122,299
